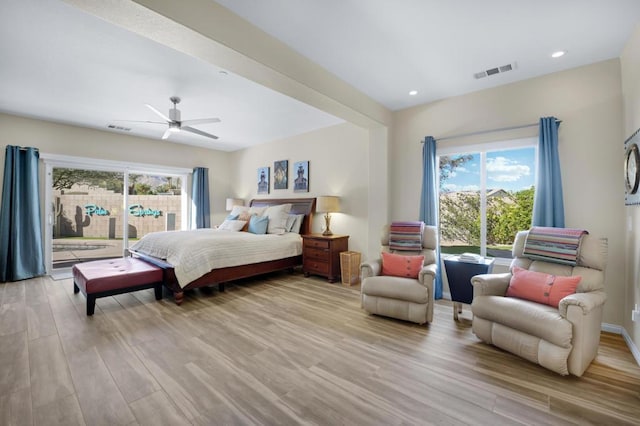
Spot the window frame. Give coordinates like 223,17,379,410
436,137,537,265
41,153,191,274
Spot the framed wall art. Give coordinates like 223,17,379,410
257,166,270,194
274,160,288,190
625,127,640,205
293,161,309,192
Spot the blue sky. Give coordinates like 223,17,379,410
441,147,536,192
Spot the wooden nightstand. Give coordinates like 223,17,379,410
302,234,349,283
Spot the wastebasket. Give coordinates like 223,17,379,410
340,251,361,286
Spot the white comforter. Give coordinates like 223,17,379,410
129,229,302,288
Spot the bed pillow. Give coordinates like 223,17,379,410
229,205,267,217
286,214,305,234
381,252,425,279
248,215,269,234
229,205,248,217
218,219,247,232
237,211,253,232
506,266,581,308
263,203,292,234
225,213,239,221
249,206,268,216
285,214,296,232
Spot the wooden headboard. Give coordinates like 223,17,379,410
249,198,316,235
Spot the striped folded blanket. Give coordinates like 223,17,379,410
389,221,424,251
523,227,588,266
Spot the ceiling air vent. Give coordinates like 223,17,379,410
107,124,131,131
474,62,516,79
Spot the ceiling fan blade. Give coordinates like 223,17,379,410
161,129,172,140
145,104,171,122
180,117,221,126
182,126,219,140
114,120,166,124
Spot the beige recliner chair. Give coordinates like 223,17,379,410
471,230,607,376
360,224,438,324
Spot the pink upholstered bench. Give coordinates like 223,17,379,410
72,257,164,316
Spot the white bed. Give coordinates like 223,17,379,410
128,197,316,305
130,229,302,287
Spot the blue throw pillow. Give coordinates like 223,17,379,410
225,213,239,221
248,215,269,234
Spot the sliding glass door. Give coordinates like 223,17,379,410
51,167,124,269
44,156,189,274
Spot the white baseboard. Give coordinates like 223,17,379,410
601,322,640,367
601,322,623,334
622,328,640,367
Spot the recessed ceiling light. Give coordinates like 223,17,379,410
409,90,418,96
551,51,566,58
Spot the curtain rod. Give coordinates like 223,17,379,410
421,119,562,143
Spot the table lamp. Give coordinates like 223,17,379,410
316,196,340,236
225,198,244,211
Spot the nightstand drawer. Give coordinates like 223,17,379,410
304,259,329,274
305,247,329,261
304,239,330,249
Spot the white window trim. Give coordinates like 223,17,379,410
40,152,192,175
437,136,537,156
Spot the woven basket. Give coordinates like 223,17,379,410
340,251,361,286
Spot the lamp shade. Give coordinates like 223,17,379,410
225,198,244,211
316,196,340,213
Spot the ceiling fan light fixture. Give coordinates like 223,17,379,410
143,98,221,141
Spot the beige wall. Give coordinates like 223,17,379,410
621,24,640,353
0,113,233,228
392,59,625,326
229,122,370,255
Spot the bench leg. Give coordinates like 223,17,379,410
154,284,163,301
86,295,96,316
174,291,184,305
73,282,80,294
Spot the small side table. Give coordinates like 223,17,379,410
443,256,494,320
302,234,349,283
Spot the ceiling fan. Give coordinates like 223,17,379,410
131,96,220,140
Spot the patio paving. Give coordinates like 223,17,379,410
53,238,130,269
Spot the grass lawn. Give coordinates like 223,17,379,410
442,245,512,258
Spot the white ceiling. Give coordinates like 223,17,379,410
0,0,343,151
1,0,639,151
216,0,640,110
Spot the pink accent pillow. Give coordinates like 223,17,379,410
381,252,425,279
506,266,581,308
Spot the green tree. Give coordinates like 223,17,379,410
132,183,153,195
440,187,534,248
439,191,480,245
52,168,124,193
439,154,473,190
491,187,534,243
486,196,510,245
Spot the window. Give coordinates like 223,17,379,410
43,154,190,273
438,138,536,259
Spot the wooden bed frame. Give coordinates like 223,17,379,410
131,197,316,305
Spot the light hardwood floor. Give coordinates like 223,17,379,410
1,271,639,425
